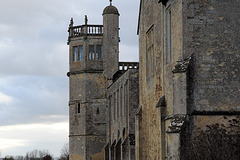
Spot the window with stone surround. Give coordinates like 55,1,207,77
96,45,102,60
88,45,102,61
125,81,128,117
146,25,154,79
117,89,119,118
89,45,94,60
96,107,100,115
120,87,123,117
77,103,80,113
166,7,172,63
114,92,116,120
73,45,83,61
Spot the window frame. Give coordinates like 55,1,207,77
73,45,84,62
88,45,102,61
146,25,155,79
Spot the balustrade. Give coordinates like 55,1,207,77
69,25,103,38
119,62,139,71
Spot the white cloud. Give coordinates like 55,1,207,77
0,92,13,104
0,122,68,157
0,139,28,151
0,0,139,157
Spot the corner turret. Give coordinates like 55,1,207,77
102,1,120,80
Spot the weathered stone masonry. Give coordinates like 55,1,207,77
67,2,139,160
67,0,240,160
137,0,240,159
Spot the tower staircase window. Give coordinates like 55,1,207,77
97,107,100,115
77,103,81,113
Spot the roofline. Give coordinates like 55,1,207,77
137,0,165,35
137,0,142,35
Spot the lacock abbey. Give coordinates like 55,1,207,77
67,0,240,160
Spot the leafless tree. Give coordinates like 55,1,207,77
59,142,69,160
25,149,53,160
14,155,24,160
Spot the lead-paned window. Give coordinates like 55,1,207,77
73,45,83,61
166,10,172,63
79,45,83,60
96,45,102,60
73,46,78,61
89,45,94,60
146,26,154,79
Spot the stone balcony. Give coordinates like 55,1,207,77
69,24,103,38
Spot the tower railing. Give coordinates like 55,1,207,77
69,24,103,38
119,62,139,71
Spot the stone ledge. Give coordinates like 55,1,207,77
172,56,191,73
67,70,104,77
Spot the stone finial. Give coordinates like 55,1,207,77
110,0,112,5
85,15,88,25
69,18,73,27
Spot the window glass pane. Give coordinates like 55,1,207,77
89,45,94,60
96,45,102,60
166,11,171,63
79,45,83,61
78,103,80,113
73,46,78,61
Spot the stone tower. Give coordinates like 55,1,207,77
67,2,119,160
102,1,120,80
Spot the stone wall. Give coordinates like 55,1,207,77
183,0,240,113
137,0,240,159
106,68,139,160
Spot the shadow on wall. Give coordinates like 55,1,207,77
181,116,240,160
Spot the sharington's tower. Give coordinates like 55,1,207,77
67,1,119,160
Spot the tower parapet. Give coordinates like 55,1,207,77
68,22,103,43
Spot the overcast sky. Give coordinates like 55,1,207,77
0,0,139,157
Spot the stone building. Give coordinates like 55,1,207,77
67,0,240,159
136,0,240,160
105,63,139,160
67,1,139,160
